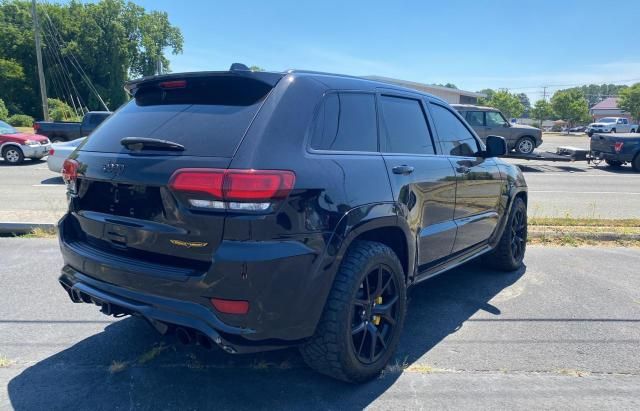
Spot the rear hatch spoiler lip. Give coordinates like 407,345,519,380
125,70,285,95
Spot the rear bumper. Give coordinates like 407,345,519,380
57,213,334,351
591,151,635,162
58,266,288,353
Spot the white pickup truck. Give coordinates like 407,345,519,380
586,117,638,136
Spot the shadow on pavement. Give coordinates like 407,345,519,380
40,176,64,185
8,263,525,410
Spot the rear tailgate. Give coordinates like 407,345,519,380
590,133,618,154
62,72,282,278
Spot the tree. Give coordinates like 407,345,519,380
531,100,554,126
0,0,183,118
551,89,590,126
0,98,8,121
484,90,524,119
517,93,531,118
477,88,496,106
433,83,458,89
249,65,264,72
618,83,640,123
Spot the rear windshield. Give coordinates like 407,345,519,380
80,76,275,157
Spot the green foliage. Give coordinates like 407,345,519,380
432,83,458,89
249,65,264,72
561,84,629,107
480,90,524,119
0,98,8,121
517,93,531,117
0,0,183,119
7,114,34,127
551,89,590,125
48,98,79,121
531,100,554,122
618,83,640,122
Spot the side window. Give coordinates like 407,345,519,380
310,93,377,152
465,111,485,127
379,95,435,154
429,103,480,157
486,111,507,127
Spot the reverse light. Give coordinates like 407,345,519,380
211,298,249,315
169,168,295,211
614,142,624,153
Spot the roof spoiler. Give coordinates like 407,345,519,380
125,65,283,95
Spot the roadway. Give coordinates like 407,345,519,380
0,133,638,222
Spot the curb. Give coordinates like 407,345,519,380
0,222,57,235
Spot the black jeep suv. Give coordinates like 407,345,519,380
58,67,528,382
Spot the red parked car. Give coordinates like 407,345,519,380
0,120,51,165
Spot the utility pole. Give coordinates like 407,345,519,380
542,86,547,102
31,0,49,121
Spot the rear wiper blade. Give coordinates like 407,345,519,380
120,137,185,151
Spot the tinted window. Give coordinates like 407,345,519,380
80,76,275,157
430,103,480,157
379,96,434,154
486,111,507,127
465,111,484,126
310,93,377,152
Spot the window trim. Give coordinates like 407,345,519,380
427,100,485,157
305,90,381,156
376,91,438,156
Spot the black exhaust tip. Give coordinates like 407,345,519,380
196,333,214,350
176,327,194,345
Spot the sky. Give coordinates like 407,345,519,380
135,0,640,102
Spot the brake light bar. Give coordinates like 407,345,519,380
159,80,187,89
169,168,295,210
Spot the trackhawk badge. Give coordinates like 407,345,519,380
170,239,208,248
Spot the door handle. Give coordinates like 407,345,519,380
392,165,415,175
456,166,471,174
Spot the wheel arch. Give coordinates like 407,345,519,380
1,142,24,154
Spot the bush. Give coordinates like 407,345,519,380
48,98,80,121
7,114,35,127
0,99,8,121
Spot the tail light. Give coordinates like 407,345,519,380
169,168,295,211
159,80,187,89
48,148,55,156
62,159,79,192
614,142,624,153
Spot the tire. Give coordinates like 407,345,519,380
587,131,593,137
515,136,536,155
2,146,25,165
485,197,527,272
605,159,623,168
300,240,407,383
611,128,616,133
631,129,636,133
632,154,640,172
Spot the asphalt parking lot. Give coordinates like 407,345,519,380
1,133,638,223
1,238,639,409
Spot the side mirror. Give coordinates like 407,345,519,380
484,135,507,157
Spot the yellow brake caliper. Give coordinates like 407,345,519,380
372,296,383,325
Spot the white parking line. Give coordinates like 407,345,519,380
529,190,640,195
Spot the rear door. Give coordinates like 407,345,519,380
63,73,281,277
378,92,458,268
428,101,504,253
